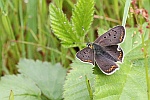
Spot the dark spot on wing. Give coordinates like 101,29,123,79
112,29,117,34
108,33,111,36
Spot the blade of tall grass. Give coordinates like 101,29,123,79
104,1,113,20
61,46,69,68
45,25,59,64
38,0,48,47
0,1,4,76
114,0,119,20
26,0,38,58
38,0,60,63
0,37,2,79
122,0,131,26
19,0,25,58
65,0,74,8
8,1,20,36
0,0,20,74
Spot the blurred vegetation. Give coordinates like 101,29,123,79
0,0,149,75
0,0,150,100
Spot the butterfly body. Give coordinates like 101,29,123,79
92,43,117,62
76,26,125,75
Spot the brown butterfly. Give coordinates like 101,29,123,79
76,26,125,75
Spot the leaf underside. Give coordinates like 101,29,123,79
17,59,66,100
0,59,67,100
0,74,41,100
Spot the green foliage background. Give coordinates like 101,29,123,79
0,0,150,100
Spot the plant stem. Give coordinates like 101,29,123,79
141,33,150,100
12,40,74,61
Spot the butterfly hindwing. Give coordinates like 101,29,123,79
104,45,123,62
76,47,94,64
94,26,125,46
95,54,119,75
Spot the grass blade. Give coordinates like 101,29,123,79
122,0,131,26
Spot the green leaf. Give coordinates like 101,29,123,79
49,0,95,48
93,24,150,100
71,0,94,39
17,59,66,100
0,74,41,100
49,4,76,46
94,60,148,100
63,59,95,100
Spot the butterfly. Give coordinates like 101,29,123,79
76,26,125,75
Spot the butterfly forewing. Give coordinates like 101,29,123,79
94,26,125,46
76,47,94,65
95,54,119,75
